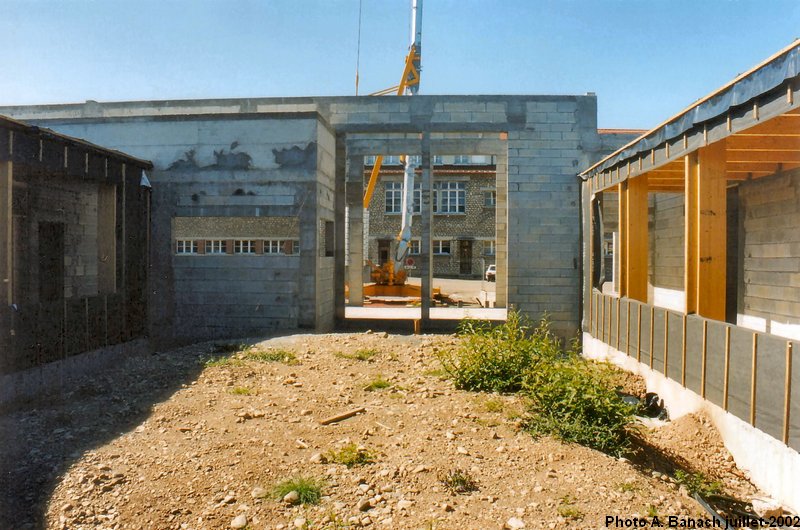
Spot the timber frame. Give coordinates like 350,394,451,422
580,41,800,450
0,114,153,374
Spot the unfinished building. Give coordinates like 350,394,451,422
0,95,636,346
581,42,800,510
0,115,152,374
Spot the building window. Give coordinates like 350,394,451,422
176,239,198,254
434,181,466,214
364,155,376,166
433,240,451,255
484,190,497,207
384,155,401,165
409,239,420,255
264,239,300,255
205,240,226,254
484,240,496,256
453,155,471,165
234,240,256,254
433,155,443,165
385,182,402,213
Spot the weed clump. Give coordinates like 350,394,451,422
523,359,637,457
364,376,392,392
336,349,380,361
439,469,479,494
438,312,561,393
229,386,252,395
326,443,374,467
440,310,637,457
674,470,722,497
246,348,299,365
271,476,324,505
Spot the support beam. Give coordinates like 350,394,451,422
617,182,627,297
685,142,727,320
0,161,11,307
624,175,648,302
346,155,365,306
419,133,432,324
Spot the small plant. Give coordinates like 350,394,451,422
364,376,392,392
619,481,637,493
202,356,244,368
325,443,374,467
272,476,325,505
423,368,448,379
336,348,380,361
246,348,299,365
674,470,722,497
230,386,252,395
439,468,479,494
557,495,584,520
646,505,659,518
483,397,504,413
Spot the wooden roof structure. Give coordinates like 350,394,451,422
582,40,800,193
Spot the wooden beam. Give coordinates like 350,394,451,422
0,161,11,307
625,175,648,302
685,142,727,320
735,115,800,136
685,151,698,315
726,150,800,163
726,135,800,151
727,161,799,173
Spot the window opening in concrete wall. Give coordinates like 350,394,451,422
38,222,65,302
459,240,473,275
409,239,420,255
324,221,334,257
484,240,496,256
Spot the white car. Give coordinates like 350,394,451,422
485,264,496,282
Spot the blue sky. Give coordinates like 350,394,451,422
0,0,798,129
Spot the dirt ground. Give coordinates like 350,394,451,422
0,331,760,529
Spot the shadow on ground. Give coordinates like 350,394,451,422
0,338,267,529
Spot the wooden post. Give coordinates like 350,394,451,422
636,304,642,362
751,333,758,426
685,143,727,320
701,320,708,398
784,342,793,445
601,294,606,343
649,306,655,369
681,314,687,386
616,297,621,351
664,311,670,375
626,299,631,356
625,176,648,302
0,160,12,308
723,326,731,411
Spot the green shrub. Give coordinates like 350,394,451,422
438,311,563,393
272,476,325,505
229,386,252,395
335,348,380,361
326,443,374,467
522,359,636,457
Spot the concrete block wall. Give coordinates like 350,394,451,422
29,115,328,345
314,122,336,331
739,168,800,338
649,193,685,291
0,95,640,340
13,179,100,301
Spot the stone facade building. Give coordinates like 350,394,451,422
365,156,496,278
